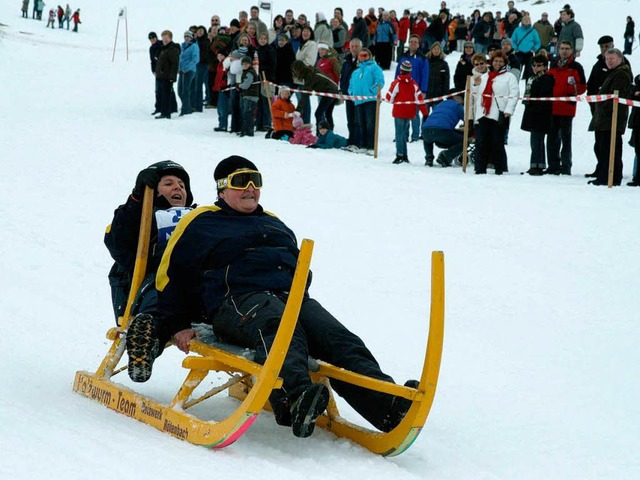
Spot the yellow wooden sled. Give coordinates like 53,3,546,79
73,187,445,455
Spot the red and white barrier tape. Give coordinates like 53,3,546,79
222,80,636,106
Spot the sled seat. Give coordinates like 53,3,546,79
187,329,320,373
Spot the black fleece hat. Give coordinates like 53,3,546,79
214,156,258,182
148,160,193,206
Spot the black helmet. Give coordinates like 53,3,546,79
147,160,194,206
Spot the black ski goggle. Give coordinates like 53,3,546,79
216,169,263,190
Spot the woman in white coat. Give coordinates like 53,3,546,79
295,25,318,123
472,50,520,174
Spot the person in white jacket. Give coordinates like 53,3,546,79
472,50,519,174
295,26,318,123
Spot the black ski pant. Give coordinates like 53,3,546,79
158,79,176,117
212,291,397,430
594,130,624,185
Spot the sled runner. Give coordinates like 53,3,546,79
73,186,445,456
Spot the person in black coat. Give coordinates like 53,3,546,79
624,16,635,55
426,43,450,105
104,161,194,323
256,32,277,131
626,74,640,186
155,31,181,119
521,55,555,175
275,34,295,87
453,41,475,90
148,32,163,115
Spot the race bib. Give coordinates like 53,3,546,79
155,207,193,245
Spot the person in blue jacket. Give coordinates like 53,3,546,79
372,10,397,70
421,91,465,167
125,155,417,439
105,161,194,323
309,120,348,149
178,30,199,116
395,35,430,143
511,15,542,81
348,48,385,154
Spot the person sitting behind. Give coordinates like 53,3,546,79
309,120,348,149
104,161,194,323
271,86,297,140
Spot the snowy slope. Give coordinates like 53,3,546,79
1,1,639,479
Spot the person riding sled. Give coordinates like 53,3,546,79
125,155,417,439
104,161,194,323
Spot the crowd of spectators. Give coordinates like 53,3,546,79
146,2,639,186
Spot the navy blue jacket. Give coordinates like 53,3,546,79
156,199,304,332
422,99,464,130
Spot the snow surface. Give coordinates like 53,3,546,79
1,1,639,479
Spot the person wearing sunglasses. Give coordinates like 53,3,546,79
126,155,417,439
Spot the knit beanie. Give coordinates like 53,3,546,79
214,156,259,183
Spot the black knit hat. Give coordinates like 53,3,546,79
214,156,258,186
230,19,241,28
147,160,193,206
597,35,614,45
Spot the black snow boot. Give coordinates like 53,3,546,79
126,313,159,383
380,380,420,432
290,383,330,438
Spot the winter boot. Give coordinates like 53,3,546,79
436,152,451,167
126,313,159,383
380,380,420,432
290,383,330,438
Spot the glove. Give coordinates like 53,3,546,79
307,144,318,149
133,167,161,198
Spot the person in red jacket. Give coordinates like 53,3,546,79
411,12,428,49
545,40,586,175
71,8,81,33
385,60,429,164
397,9,411,60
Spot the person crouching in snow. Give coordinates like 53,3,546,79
385,60,428,164
308,120,348,149
271,86,297,140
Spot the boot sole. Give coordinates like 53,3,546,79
126,314,158,383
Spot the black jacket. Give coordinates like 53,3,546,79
156,200,304,332
256,43,277,82
275,43,295,85
453,53,474,90
521,73,555,133
149,40,163,74
593,64,633,132
197,34,211,64
155,42,180,81
426,55,450,99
